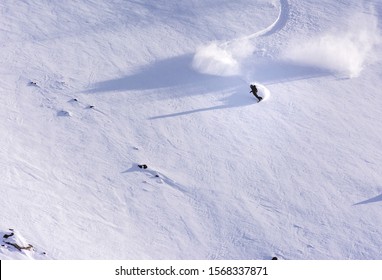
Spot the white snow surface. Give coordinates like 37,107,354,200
1,0,382,259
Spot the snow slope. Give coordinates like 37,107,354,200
1,0,381,259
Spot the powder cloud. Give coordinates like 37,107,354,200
192,39,255,76
283,14,381,78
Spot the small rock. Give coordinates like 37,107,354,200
3,232,14,239
4,242,33,252
138,164,148,169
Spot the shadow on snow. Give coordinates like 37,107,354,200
149,86,255,120
354,193,382,206
85,54,241,93
86,54,328,94
85,53,330,118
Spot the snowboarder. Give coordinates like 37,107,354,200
250,84,262,102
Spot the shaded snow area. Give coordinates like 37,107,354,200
1,0,381,259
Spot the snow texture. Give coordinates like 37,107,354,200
1,0,382,260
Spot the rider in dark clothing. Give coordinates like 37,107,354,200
250,84,262,102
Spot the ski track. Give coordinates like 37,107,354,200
221,0,289,45
222,0,290,98
241,0,289,39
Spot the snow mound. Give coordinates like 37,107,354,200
57,110,72,117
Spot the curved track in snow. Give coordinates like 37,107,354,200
248,0,289,101
223,0,289,45
223,0,290,101
247,0,289,38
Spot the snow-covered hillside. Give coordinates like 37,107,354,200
1,0,381,259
